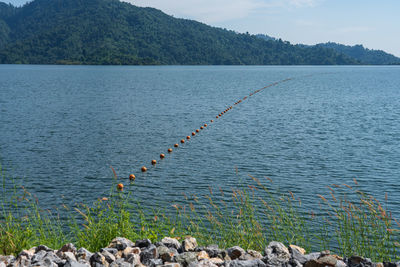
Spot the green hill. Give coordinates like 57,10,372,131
0,0,358,65
317,42,400,65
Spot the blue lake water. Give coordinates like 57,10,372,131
0,65,399,217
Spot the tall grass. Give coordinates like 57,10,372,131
1,164,399,262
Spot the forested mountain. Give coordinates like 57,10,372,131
0,0,358,65
316,42,400,65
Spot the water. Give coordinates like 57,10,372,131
1,65,399,217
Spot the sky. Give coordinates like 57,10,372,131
5,0,400,57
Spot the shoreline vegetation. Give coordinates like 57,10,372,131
1,164,399,264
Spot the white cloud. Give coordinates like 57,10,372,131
122,0,322,23
124,0,266,23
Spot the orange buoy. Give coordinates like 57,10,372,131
151,160,157,165
211,120,214,123
216,116,218,118
129,174,136,181
204,124,207,127
192,132,196,136
180,139,185,144
168,148,173,153
160,153,165,159
196,129,200,133
117,183,124,191
200,126,204,130
174,143,179,147
186,136,191,140
141,166,147,172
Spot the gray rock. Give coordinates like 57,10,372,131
140,244,159,266
202,245,221,258
149,258,163,267
90,252,107,266
161,263,181,267
0,255,16,265
59,243,77,254
31,250,47,263
225,259,267,267
125,253,140,265
247,250,263,259
182,237,198,252
17,249,35,259
64,259,90,267
348,256,372,267
35,245,54,253
63,251,77,262
102,248,118,255
336,260,347,267
135,239,152,249
43,251,64,266
304,252,321,262
161,237,181,250
110,258,134,267
290,246,308,264
226,246,246,260
33,258,58,267
190,259,218,267
263,242,290,266
76,248,93,261
101,249,116,263
175,252,198,267
109,237,135,251
158,246,175,263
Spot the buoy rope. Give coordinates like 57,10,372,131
118,74,320,190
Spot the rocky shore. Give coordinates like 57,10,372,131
0,237,398,267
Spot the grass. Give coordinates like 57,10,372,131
1,163,399,262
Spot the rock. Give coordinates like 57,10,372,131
202,245,221,258
63,251,77,262
35,245,54,253
109,237,135,251
17,249,35,259
348,256,372,267
175,252,198,267
336,260,347,267
209,257,224,264
76,248,93,261
135,239,152,249
247,250,263,259
190,259,218,267
290,246,309,265
198,251,210,260
90,252,108,266
304,255,338,267
149,258,163,267
0,255,15,265
31,250,47,264
101,249,116,263
226,259,267,267
102,247,118,255
158,246,175,263
140,244,159,266
110,258,134,267
162,237,181,250
59,243,77,254
182,237,198,252
304,252,321,262
122,247,141,258
64,259,90,267
226,246,246,260
162,263,181,267
263,242,290,266
289,245,306,255
125,253,140,265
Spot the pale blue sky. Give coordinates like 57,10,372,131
4,0,400,57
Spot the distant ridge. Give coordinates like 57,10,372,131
0,0,379,65
316,42,400,65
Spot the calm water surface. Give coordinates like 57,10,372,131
0,65,399,216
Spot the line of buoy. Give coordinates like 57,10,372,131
118,77,295,191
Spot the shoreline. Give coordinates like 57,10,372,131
1,236,398,267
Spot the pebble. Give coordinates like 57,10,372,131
0,237,397,267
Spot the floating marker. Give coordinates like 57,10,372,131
117,183,124,191
141,166,147,172
192,132,196,136
196,129,200,133
174,144,179,147
151,160,157,165
129,174,136,181
181,139,185,144
186,136,191,140
160,154,165,159
168,148,173,153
